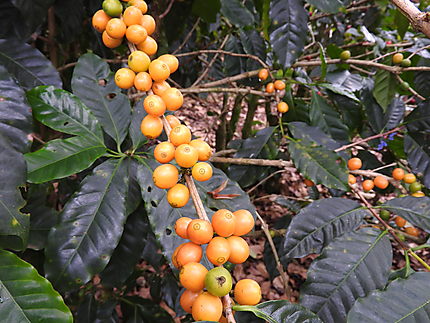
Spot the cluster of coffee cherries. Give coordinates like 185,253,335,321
173,209,261,321
347,157,424,238
258,69,289,114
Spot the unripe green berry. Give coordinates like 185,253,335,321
400,81,410,90
401,58,411,67
409,181,422,193
379,210,391,221
340,50,351,60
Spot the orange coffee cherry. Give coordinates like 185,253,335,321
187,219,213,245
137,36,158,56
265,82,275,93
304,179,314,187
189,139,212,161
140,115,163,139
106,18,126,39
176,241,202,267
227,236,249,264
179,262,208,292
362,179,374,191
152,164,178,189
277,102,289,113
152,80,171,96
392,168,405,181
166,115,181,128
374,176,389,189
395,216,407,228
92,9,111,33
126,24,148,44
102,31,122,48
159,54,179,74
180,289,202,314
392,53,404,64
405,226,420,237
128,50,150,72
172,242,184,268
403,173,416,184
144,94,166,117
192,292,223,322
141,14,156,35
175,217,192,239
170,125,191,146
175,144,199,168
149,59,170,82
167,183,190,208
114,68,135,89
234,279,261,305
212,209,235,237
129,0,148,14
206,236,231,266
123,6,143,26
412,191,425,197
192,162,213,182
274,80,286,90
232,209,254,236
348,174,357,184
154,141,175,164
134,72,152,91
161,88,183,111
258,69,269,81
347,157,362,171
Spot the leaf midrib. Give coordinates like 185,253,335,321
394,297,430,322
0,50,44,85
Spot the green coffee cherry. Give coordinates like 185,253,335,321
409,181,422,193
401,58,411,67
379,210,391,221
340,50,351,60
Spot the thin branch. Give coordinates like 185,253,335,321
212,149,237,157
158,0,175,19
256,212,292,298
172,18,200,54
200,70,260,88
210,156,293,168
390,0,430,39
247,170,286,195
394,74,425,100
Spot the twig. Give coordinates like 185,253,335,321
334,127,403,152
158,0,175,19
389,0,430,39
172,18,200,54
256,212,291,299
394,74,426,100
200,70,260,88
408,250,430,271
247,170,286,195
212,149,237,157
210,157,293,168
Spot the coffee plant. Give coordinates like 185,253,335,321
0,0,430,322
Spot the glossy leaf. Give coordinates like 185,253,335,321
305,0,343,13
0,249,72,323
326,70,363,93
192,0,221,23
372,69,397,111
0,1,28,39
0,38,62,89
10,0,55,31
382,196,430,233
24,136,106,184
404,100,430,132
44,158,130,291
288,139,349,190
281,198,366,258
129,98,147,150
0,134,28,251
234,300,322,323
0,66,32,153
225,36,247,76
76,294,118,323
383,97,405,130
309,91,349,142
270,0,308,68
26,86,104,143
121,296,174,323
361,79,384,133
136,159,256,268
71,53,131,146
240,29,267,71
404,132,430,188
220,0,255,27
414,57,430,98
348,272,430,322
320,83,359,102
301,228,392,323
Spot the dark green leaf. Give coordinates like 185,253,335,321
71,53,131,146
319,44,327,80
240,29,267,71
26,86,104,144
288,139,349,190
347,272,430,322
309,91,350,142
100,204,149,287
0,38,62,89
413,57,430,98
0,2,28,39
394,9,409,39
136,159,256,268
24,137,106,184
269,0,308,68
382,196,430,233
130,98,147,150
0,66,32,153
234,300,322,323
326,70,363,92
0,135,28,251
54,0,85,43
361,79,384,133
281,198,366,258
373,69,397,111
220,0,255,27
192,0,221,23
404,100,430,133
404,132,430,188
301,228,392,323
224,36,247,76
10,0,55,31
121,296,174,323
383,97,405,130
0,249,72,323
76,294,118,323
305,0,343,13
44,158,130,291
320,83,359,102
